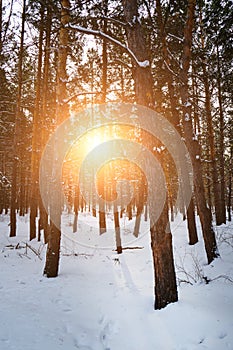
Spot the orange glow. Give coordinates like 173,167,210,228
61,123,177,212
62,124,147,209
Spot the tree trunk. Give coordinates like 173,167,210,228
227,146,232,221
156,0,198,244
30,3,44,241
150,198,178,309
114,203,122,254
122,0,178,309
39,2,52,243
101,0,108,103
133,179,144,237
98,1,108,233
187,197,198,245
202,63,222,225
0,0,2,54
180,0,218,264
122,0,154,107
44,0,70,278
10,0,26,237
216,43,226,224
199,6,224,226
73,185,79,233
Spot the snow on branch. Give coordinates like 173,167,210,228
167,33,183,42
67,23,150,68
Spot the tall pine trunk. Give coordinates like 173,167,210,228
227,146,232,221
30,3,44,241
122,0,178,309
44,0,70,277
156,0,198,246
180,0,218,264
10,0,26,237
39,2,52,243
216,43,226,224
201,60,222,225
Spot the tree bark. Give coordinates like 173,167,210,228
101,0,108,103
150,199,178,309
73,185,79,233
0,0,2,54
10,0,26,237
216,43,226,224
30,3,44,241
227,146,232,221
39,2,52,243
114,203,122,254
122,0,154,107
187,197,198,245
122,0,178,309
180,0,218,264
156,0,198,245
201,59,222,225
44,0,70,277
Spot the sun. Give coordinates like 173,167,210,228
62,125,134,205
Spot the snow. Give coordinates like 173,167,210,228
0,212,233,350
138,60,150,68
184,113,190,121
184,101,191,107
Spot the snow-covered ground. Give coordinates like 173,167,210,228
0,211,233,350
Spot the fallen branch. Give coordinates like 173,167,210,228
177,278,193,286
210,274,233,284
62,252,94,258
113,246,144,251
24,242,43,260
5,243,25,250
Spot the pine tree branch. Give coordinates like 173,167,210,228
67,23,150,68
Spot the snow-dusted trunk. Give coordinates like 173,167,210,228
122,0,153,107
122,0,178,309
44,0,70,278
180,0,218,264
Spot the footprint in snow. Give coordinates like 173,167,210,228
99,317,118,349
73,336,93,350
219,332,227,339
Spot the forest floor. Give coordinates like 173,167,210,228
0,211,233,350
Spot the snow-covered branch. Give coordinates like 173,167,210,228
163,59,181,81
167,33,183,42
67,23,150,68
